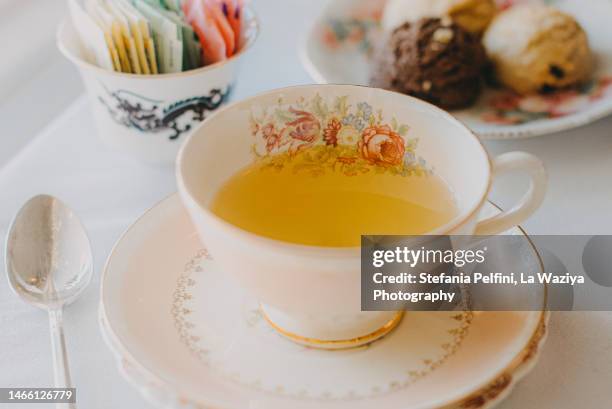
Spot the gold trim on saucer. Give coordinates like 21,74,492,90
261,309,405,350
454,313,549,409
447,203,550,409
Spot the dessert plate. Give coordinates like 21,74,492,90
300,0,612,139
100,194,548,409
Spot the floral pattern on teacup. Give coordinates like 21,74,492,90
249,94,428,177
359,125,406,165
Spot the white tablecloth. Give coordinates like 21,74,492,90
1,1,612,408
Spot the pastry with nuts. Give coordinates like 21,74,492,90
371,17,487,110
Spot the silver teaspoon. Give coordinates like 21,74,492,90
5,195,93,409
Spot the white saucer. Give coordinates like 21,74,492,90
100,194,548,409
300,0,612,140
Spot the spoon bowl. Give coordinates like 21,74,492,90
5,195,93,310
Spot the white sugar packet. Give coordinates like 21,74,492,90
67,0,115,70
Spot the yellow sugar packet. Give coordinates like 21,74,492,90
108,38,122,71
88,0,132,73
104,0,142,74
87,7,122,71
103,5,133,73
133,0,183,74
115,0,158,74
132,7,159,74
145,37,159,74
112,0,151,74
126,32,141,73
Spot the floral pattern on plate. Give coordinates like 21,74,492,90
321,0,385,54
249,94,429,177
480,77,612,125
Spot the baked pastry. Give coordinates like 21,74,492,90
483,4,594,95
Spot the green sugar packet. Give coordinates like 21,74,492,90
137,0,183,14
162,0,183,13
158,8,202,70
137,0,169,10
131,0,183,73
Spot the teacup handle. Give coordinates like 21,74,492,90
475,152,547,235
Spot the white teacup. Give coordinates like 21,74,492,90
177,85,547,349
57,10,258,165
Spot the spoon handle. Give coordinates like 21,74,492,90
49,308,76,409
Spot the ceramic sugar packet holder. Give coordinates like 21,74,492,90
57,9,259,165
177,84,548,349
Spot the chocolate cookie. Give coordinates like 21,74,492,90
371,18,487,110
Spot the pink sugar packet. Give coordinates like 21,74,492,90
212,0,244,54
204,0,236,57
183,0,227,64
